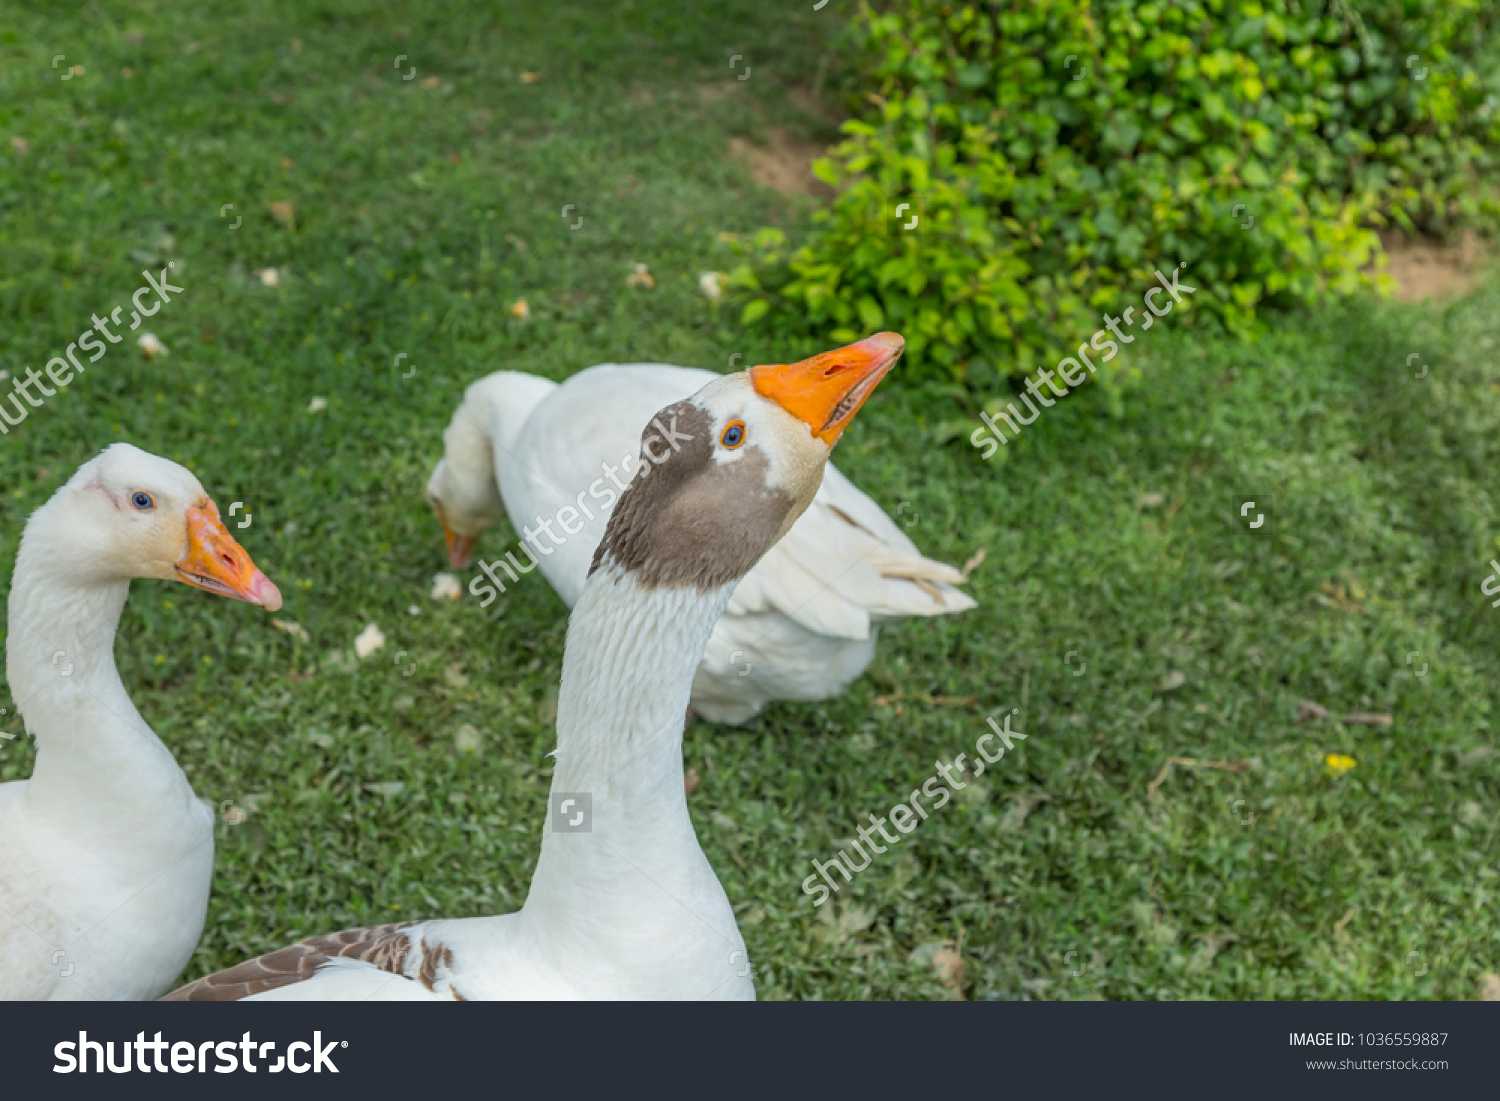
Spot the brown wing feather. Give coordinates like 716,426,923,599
161,922,418,1001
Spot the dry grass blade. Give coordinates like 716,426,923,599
1147,756,1251,799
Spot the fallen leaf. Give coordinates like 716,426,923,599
684,768,700,795
10,136,28,157
279,155,294,167
353,623,385,659
625,262,655,288
419,76,441,89
454,723,482,755
1001,791,1050,831
910,937,966,999
270,618,310,644
872,691,974,707
137,332,168,358
1297,700,1332,723
266,200,296,227
1316,579,1366,614
520,71,542,84
1147,756,1250,799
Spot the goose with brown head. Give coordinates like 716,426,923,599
591,331,905,592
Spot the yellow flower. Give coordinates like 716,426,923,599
1325,753,1357,775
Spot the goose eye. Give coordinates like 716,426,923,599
720,422,746,449
131,492,155,511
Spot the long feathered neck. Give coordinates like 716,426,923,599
5,512,189,826
552,564,728,784
517,563,746,987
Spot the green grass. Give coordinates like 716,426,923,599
2,1,1497,1001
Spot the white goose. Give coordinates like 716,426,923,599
425,342,976,724
165,333,903,1000
0,444,281,1000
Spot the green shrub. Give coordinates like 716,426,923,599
730,0,1500,389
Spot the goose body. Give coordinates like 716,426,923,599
167,333,905,1001
429,362,975,723
0,445,280,1000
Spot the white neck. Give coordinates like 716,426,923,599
6,535,194,830
517,564,749,995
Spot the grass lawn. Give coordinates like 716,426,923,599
2,1,1497,1001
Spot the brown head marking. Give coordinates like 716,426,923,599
588,400,796,591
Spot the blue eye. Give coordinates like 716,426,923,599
721,422,746,449
132,492,155,510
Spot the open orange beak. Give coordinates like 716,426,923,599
175,503,283,611
445,527,477,570
749,331,904,446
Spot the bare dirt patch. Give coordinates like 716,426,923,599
1380,229,1486,302
697,80,747,105
787,84,846,129
728,130,832,197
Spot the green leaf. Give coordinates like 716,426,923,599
1231,18,1265,48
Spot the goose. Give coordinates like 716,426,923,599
425,352,975,724
164,333,903,1000
0,444,282,1000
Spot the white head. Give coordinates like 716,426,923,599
425,442,502,570
590,332,905,591
24,443,282,609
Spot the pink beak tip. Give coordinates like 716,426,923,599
250,570,283,613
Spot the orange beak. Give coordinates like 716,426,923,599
445,527,477,570
749,331,904,446
175,503,283,611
